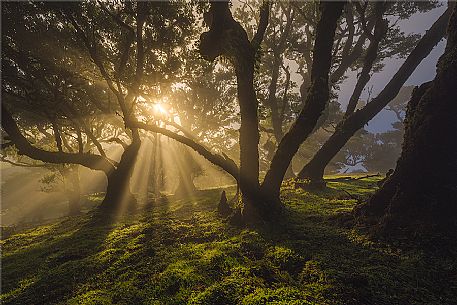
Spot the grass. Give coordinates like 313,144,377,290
1,175,456,305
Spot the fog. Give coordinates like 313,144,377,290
1,137,235,226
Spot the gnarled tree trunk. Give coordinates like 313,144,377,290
199,1,269,220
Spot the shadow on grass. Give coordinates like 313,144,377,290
2,184,455,305
1,211,117,305
249,187,457,305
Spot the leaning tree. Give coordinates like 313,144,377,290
356,3,457,237
296,3,453,185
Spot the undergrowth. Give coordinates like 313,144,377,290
1,175,456,305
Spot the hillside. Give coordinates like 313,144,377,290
1,175,456,305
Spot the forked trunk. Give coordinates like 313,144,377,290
261,2,344,202
296,128,349,185
199,2,267,220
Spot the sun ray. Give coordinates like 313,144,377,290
130,138,154,205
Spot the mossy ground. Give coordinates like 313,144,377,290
2,174,456,305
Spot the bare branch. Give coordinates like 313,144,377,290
345,1,388,116
104,137,128,150
0,156,47,168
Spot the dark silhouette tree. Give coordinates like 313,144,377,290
198,1,344,219
296,5,453,185
198,1,270,217
260,2,345,204
356,4,457,236
3,0,453,225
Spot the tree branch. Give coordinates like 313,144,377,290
1,104,116,175
104,137,128,150
330,10,376,83
251,2,271,50
130,121,239,181
345,1,388,116
0,155,47,168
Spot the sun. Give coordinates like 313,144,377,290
153,103,169,116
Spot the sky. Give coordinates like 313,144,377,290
338,3,447,133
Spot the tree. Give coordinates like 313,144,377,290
233,1,434,181
1,1,195,211
198,1,270,215
198,1,344,219
260,2,345,203
296,5,453,185
355,4,457,236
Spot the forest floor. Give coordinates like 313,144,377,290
1,174,456,305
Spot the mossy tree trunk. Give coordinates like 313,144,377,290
199,1,344,221
357,5,457,236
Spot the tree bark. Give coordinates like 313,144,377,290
100,136,140,211
297,7,452,184
356,5,457,236
261,2,345,202
236,60,261,210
